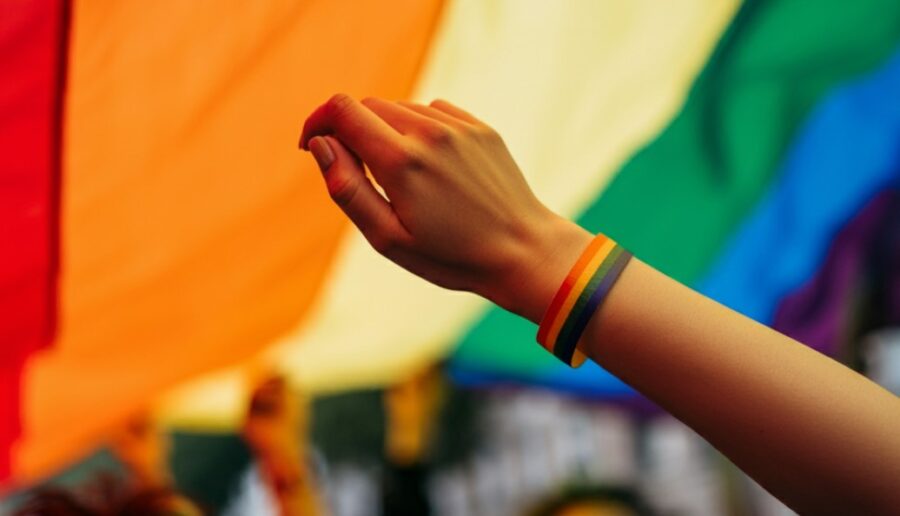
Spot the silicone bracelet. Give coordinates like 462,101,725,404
537,233,632,367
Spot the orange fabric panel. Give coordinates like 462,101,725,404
14,0,443,481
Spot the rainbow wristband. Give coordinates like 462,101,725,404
536,233,632,367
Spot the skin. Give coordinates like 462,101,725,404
242,376,326,516
384,366,443,466
108,413,172,488
553,502,635,516
107,414,203,515
298,94,900,514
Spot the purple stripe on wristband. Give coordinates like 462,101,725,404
559,250,633,365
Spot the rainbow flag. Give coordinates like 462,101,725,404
2,0,898,486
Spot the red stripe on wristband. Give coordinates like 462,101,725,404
536,234,609,346
537,233,631,367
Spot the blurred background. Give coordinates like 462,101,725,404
2,0,899,514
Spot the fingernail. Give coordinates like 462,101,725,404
308,136,335,171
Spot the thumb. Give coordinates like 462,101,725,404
308,136,407,251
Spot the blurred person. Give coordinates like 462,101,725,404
107,413,173,492
14,413,202,516
237,375,327,516
382,365,444,515
527,485,646,516
13,480,201,516
298,95,900,514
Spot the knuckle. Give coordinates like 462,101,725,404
420,123,455,146
394,144,426,170
327,176,360,207
325,93,354,118
368,233,397,256
472,124,500,142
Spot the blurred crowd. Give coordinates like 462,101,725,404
6,326,900,516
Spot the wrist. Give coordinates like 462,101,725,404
488,210,593,324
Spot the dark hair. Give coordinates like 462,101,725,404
12,487,96,516
13,476,203,516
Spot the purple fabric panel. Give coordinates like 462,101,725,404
773,190,899,355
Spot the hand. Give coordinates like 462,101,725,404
108,413,171,487
299,95,591,323
242,376,304,461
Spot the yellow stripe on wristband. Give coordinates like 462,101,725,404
544,237,616,353
537,233,633,368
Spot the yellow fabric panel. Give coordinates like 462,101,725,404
160,0,738,430
275,0,741,386
15,0,443,482
414,0,739,216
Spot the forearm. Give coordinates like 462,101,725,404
300,94,900,514
257,450,326,516
494,217,900,512
581,258,900,514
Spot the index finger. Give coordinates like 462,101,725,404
299,93,407,170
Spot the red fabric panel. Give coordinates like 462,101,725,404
0,0,66,484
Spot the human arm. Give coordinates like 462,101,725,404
298,94,900,514
242,376,327,516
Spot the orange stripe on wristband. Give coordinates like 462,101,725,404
538,234,615,353
536,234,608,345
546,239,616,352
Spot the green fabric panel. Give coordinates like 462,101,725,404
170,432,251,513
453,0,900,374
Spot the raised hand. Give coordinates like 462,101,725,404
299,95,591,323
